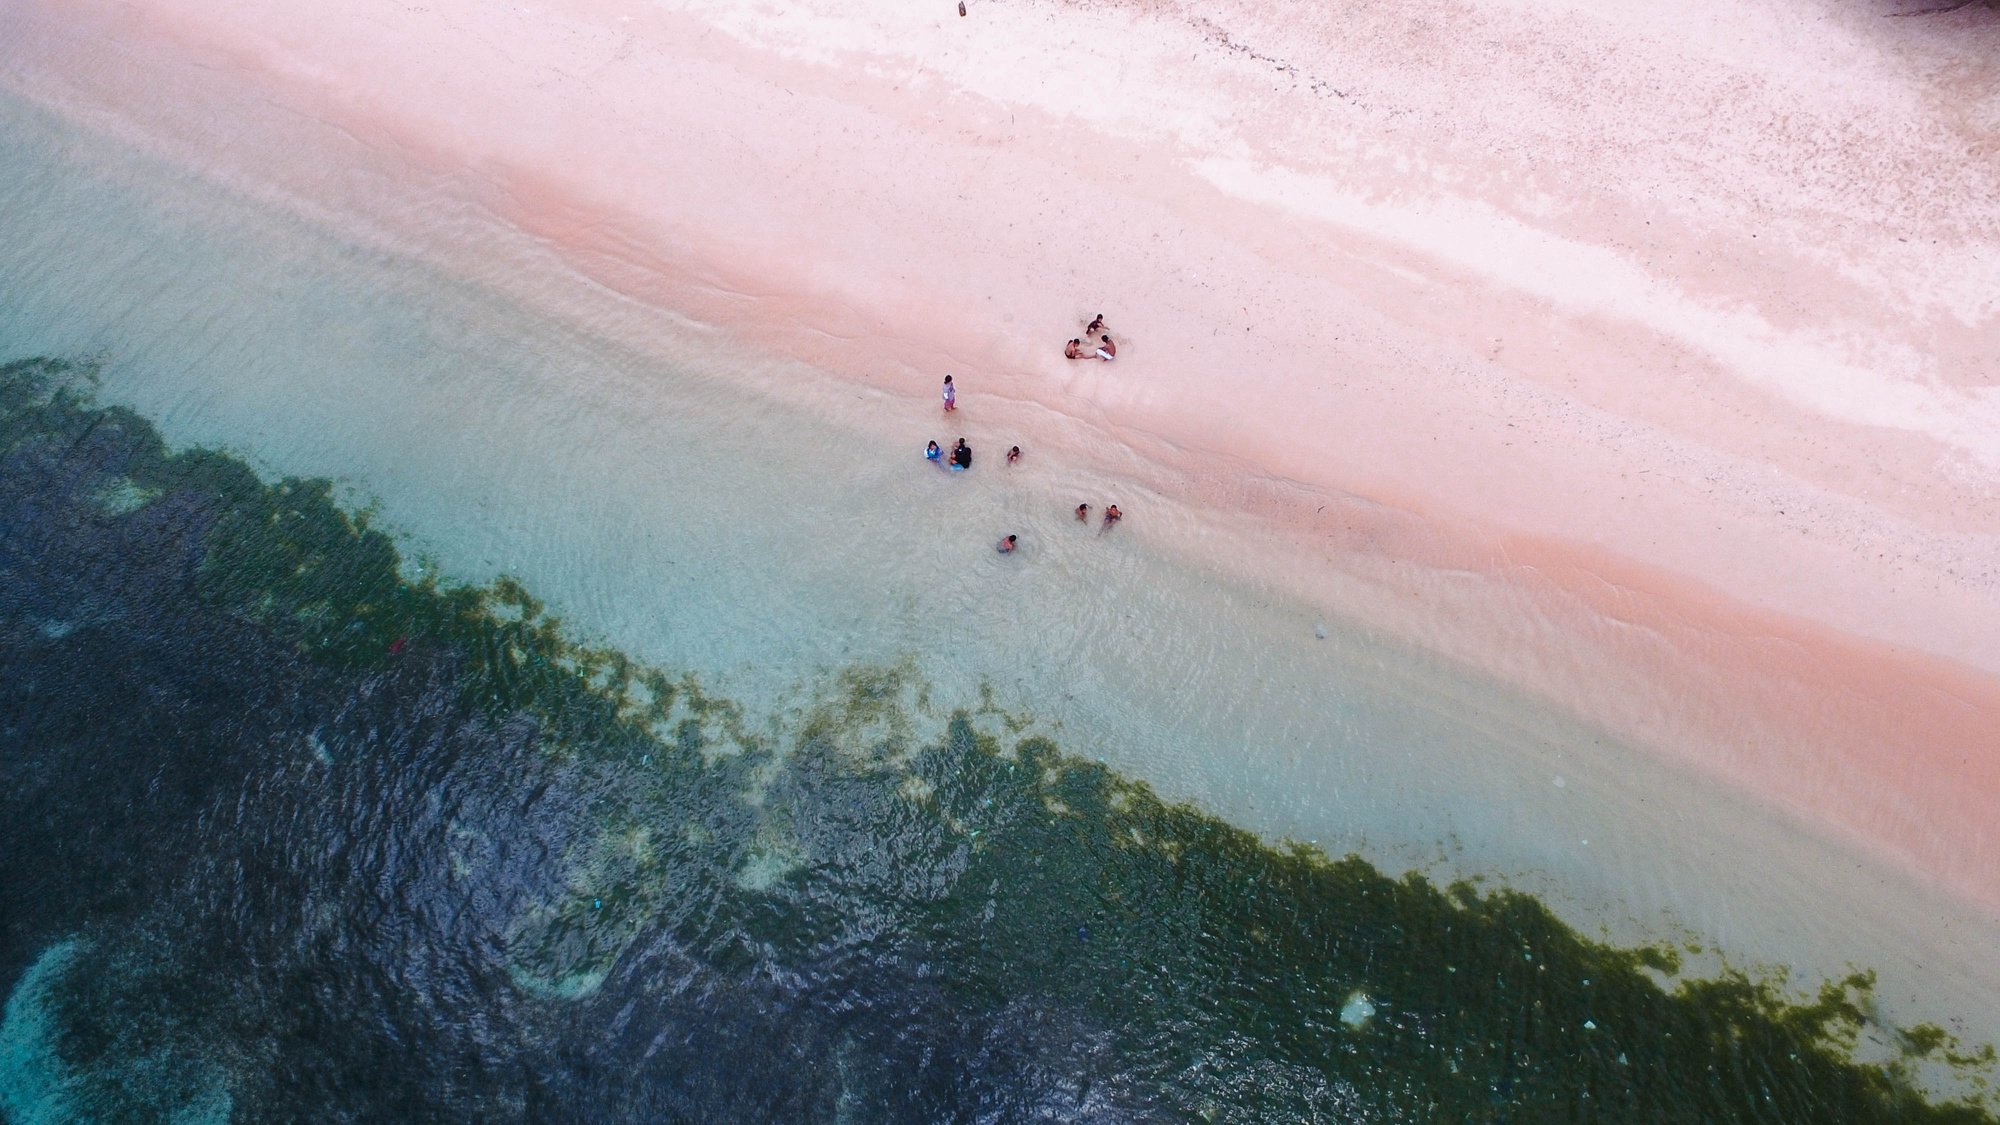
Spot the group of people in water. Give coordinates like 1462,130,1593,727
928,314,1125,555
924,437,987,471
927,437,1028,472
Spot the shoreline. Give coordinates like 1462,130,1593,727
6,356,1991,1116
5,0,1999,972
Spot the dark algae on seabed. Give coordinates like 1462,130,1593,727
1,356,1994,1122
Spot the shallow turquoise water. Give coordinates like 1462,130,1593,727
2,358,1994,1120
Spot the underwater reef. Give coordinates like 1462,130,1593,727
0,356,1993,1123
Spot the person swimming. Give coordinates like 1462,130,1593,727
1007,445,1021,465
1102,504,1121,528
925,440,942,463
997,534,1018,554
1075,503,1090,522
951,439,972,471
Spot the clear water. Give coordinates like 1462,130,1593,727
0,72,1996,1121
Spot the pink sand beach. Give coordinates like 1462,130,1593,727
7,0,1999,990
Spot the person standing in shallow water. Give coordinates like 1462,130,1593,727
942,374,956,412
1102,504,1121,529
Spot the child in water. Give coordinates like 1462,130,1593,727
1007,445,1021,465
997,534,1018,554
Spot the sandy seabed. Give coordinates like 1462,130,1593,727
3,0,1998,1042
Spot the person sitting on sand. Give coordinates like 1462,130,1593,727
1065,338,1087,359
1096,335,1117,361
1102,504,1121,528
1086,314,1106,336
951,439,972,471
925,440,942,464
1007,445,1021,465
997,534,1017,554
1075,503,1090,521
